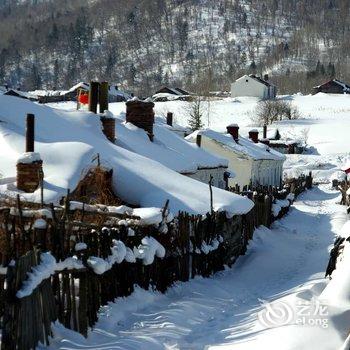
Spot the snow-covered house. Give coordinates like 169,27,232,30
231,74,277,99
186,125,286,188
152,86,191,102
114,111,229,189
313,79,350,95
36,82,131,104
0,95,253,218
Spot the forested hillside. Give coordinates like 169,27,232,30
0,0,349,95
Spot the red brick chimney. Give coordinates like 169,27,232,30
126,99,155,141
226,124,239,142
249,129,259,143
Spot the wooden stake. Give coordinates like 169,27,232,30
99,81,109,114
209,175,214,214
88,81,99,114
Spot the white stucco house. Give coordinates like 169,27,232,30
186,125,286,188
231,74,277,99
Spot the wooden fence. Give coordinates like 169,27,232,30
0,173,312,349
229,172,313,228
0,197,247,349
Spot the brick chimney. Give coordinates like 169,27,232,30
126,99,155,141
226,124,239,142
249,129,259,143
264,74,269,81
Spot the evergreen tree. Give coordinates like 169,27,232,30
188,97,204,131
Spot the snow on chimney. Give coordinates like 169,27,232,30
226,124,239,142
249,129,259,143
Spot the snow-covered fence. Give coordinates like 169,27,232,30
0,197,250,349
229,172,313,227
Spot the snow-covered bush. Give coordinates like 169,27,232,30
255,100,300,126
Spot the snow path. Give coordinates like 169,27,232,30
47,185,348,350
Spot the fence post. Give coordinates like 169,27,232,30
88,81,99,114
99,81,109,114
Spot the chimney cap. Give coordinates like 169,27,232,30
249,129,259,133
227,123,239,128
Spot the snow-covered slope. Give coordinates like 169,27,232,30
0,95,253,216
114,113,227,174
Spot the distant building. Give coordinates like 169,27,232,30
152,86,192,102
231,74,277,99
186,125,285,188
37,82,132,104
312,79,350,94
4,89,38,101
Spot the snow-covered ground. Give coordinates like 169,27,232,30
45,185,349,350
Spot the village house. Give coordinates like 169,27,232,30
36,82,131,104
186,125,286,188
114,100,229,189
152,86,192,101
231,74,277,99
0,94,253,218
312,79,350,94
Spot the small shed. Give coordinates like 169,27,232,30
313,79,350,94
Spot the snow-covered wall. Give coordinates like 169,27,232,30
186,167,226,189
231,75,268,99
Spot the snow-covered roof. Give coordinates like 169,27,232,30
4,89,38,100
0,95,253,216
115,113,228,174
67,82,90,93
314,79,350,92
235,74,275,87
186,129,286,161
109,86,132,100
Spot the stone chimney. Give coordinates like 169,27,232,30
226,124,239,142
17,114,43,193
249,129,259,143
126,99,155,141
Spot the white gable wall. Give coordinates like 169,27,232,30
199,136,254,188
198,135,284,188
231,75,269,99
186,167,226,189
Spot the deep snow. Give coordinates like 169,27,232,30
0,95,253,216
45,185,349,350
